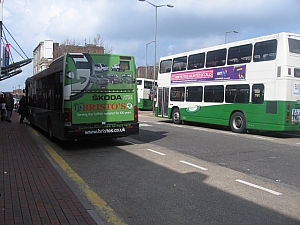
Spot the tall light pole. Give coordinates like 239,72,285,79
225,30,238,44
146,41,154,79
139,0,174,86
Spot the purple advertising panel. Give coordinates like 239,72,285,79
170,65,246,84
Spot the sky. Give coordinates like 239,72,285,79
0,0,299,92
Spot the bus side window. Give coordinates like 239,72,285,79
253,39,277,62
186,86,203,102
188,53,205,70
204,85,224,102
225,84,250,103
172,56,187,72
206,49,226,68
252,84,264,104
170,87,185,101
160,59,172,73
227,44,252,65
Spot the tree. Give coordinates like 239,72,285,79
92,34,114,53
61,38,79,46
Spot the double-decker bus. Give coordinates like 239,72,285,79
156,32,300,133
137,78,157,110
25,53,139,141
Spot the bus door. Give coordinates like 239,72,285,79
157,87,169,117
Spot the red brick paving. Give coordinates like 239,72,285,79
0,112,99,224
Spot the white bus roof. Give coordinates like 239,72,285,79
160,32,300,60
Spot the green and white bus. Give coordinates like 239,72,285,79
156,32,300,133
137,78,157,110
25,53,139,141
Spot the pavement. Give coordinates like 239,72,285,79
0,111,105,225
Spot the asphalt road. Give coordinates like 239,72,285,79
29,111,300,225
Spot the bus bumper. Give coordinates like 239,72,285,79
63,123,139,140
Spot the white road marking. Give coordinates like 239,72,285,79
172,125,183,127
236,179,282,196
147,149,166,156
180,160,208,171
139,123,153,127
193,127,210,131
253,136,274,141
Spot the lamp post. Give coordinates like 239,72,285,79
225,30,238,44
146,41,154,79
139,0,174,86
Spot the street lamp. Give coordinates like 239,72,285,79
225,30,238,44
146,41,155,79
139,0,174,86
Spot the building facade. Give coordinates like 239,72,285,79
33,41,104,75
136,65,157,79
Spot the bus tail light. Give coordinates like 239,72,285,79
64,108,72,123
134,106,138,123
286,102,290,122
288,68,291,75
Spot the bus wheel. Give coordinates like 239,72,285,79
172,108,181,124
230,112,246,133
48,120,54,142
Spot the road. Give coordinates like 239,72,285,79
29,111,300,225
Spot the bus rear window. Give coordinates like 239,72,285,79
120,61,130,70
288,38,300,54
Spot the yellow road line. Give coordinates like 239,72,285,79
44,145,127,225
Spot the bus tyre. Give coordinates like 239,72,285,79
172,108,181,124
230,112,246,133
48,120,54,142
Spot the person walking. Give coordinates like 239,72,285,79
5,94,14,122
18,95,27,123
0,94,6,121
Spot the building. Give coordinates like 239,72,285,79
136,65,157,79
33,40,104,75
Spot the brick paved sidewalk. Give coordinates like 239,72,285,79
0,112,100,224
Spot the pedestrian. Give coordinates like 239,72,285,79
18,95,27,123
0,94,6,121
5,94,14,122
